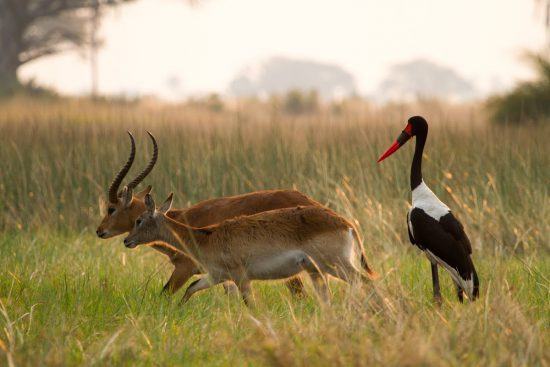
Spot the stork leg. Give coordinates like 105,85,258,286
431,263,442,306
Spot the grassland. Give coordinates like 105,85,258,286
0,97,548,366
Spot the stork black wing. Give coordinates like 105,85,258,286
409,208,475,281
439,212,473,255
407,211,415,244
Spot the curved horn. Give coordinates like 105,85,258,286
127,131,158,190
108,132,136,203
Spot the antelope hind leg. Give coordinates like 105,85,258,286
284,277,306,298
222,282,239,295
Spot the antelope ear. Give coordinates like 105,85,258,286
144,193,155,213
121,186,133,207
135,185,152,199
158,193,173,214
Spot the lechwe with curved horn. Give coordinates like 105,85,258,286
98,131,158,238
124,193,378,305
96,132,337,297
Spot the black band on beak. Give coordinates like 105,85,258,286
397,130,412,145
377,128,413,163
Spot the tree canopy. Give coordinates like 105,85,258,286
0,0,129,95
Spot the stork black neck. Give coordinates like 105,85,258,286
411,130,426,191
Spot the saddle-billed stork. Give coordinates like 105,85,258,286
378,116,479,303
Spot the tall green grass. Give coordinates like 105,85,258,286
0,98,548,365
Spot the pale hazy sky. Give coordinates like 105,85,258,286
20,0,546,99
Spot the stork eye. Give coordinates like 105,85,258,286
108,207,116,215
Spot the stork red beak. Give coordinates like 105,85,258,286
377,124,413,163
377,140,401,163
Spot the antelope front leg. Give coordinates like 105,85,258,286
162,266,196,295
181,275,222,304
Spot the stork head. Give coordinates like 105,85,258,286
377,116,428,163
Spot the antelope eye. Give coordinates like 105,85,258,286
108,207,116,215
136,219,142,226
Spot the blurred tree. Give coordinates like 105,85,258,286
375,59,475,102
0,0,129,95
486,1,550,123
487,53,550,124
229,57,356,100
283,89,319,115
534,0,550,46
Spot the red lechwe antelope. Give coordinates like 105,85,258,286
96,132,333,296
123,193,378,305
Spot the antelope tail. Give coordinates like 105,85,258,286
349,223,379,280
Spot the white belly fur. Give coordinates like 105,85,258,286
245,230,355,280
411,181,450,220
246,249,308,280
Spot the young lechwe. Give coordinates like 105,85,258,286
95,132,322,297
124,193,377,305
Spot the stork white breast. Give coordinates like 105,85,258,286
411,181,450,220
